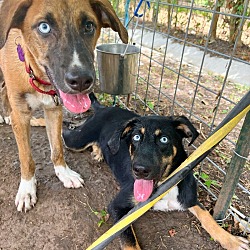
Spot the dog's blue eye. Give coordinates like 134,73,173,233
160,136,168,144
38,22,51,34
133,134,141,142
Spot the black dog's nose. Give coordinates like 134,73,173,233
133,165,150,178
65,71,93,92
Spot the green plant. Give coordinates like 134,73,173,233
221,222,229,229
194,171,219,188
95,209,109,227
87,202,109,227
97,93,114,106
221,109,229,114
146,101,154,110
214,149,231,164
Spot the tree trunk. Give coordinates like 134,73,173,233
210,7,220,42
229,0,247,46
210,0,224,42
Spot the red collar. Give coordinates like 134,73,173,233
17,44,56,96
25,63,57,96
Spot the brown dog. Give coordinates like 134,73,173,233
0,0,128,212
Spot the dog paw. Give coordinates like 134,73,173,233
222,235,249,250
234,236,249,250
0,115,11,125
4,116,11,125
0,115,4,124
91,144,103,162
15,177,37,212
91,151,104,162
54,165,84,188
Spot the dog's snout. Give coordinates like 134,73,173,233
133,165,150,178
65,71,93,92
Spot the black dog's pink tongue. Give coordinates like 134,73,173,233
134,179,154,202
59,90,91,114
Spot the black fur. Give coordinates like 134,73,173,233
63,93,200,248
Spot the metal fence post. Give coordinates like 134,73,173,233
213,111,250,220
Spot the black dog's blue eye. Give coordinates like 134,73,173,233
160,136,168,144
133,134,141,142
38,22,51,34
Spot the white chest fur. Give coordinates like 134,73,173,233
26,93,55,110
153,186,185,212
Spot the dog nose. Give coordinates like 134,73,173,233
133,165,150,178
65,71,93,92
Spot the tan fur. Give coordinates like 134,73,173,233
177,124,192,137
123,225,141,250
64,141,103,163
30,117,46,126
122,126,132,137
140,127,145,135
160,164,172,182
1,82,46,126
173,145,177,157
91,143,103,162
154,129,161,136
189,205,249,250
0,0,127,211
124,246,141,250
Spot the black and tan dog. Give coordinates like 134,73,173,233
63,94,249,250
0,0,128,212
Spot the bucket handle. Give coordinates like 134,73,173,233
121,0,150,56
134,0,150,17
121,17,140,57
120,0,150,57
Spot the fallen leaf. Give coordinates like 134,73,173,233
168,228,177,237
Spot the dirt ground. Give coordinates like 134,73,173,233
1,105,232,250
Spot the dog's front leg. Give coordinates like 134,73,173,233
108,188,141,250
43,105,84,188
189,205,249,250
11,108,37,212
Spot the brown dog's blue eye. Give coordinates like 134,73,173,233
84,21,94,33
160,136,168,144
133,134,141,142
38,22,51,34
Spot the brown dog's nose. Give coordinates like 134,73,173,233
65,71,93,92
133,165,150,179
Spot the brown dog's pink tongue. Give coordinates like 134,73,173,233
59,90,91,114
134,179,154,202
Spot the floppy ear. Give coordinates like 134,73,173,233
0,0,32,49
90,0,128,43
172,116,199,146
108,118,138,155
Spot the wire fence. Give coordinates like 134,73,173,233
96,0,250,234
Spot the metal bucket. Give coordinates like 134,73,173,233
96,43,140,95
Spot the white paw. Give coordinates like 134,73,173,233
4,116,11,125
54,165,84,188
0,115,11,125
15,177,37,212
0,115,4,124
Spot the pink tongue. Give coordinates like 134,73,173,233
134,179,154,202
59,90,91,114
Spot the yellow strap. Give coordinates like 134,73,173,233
87,105,250,250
